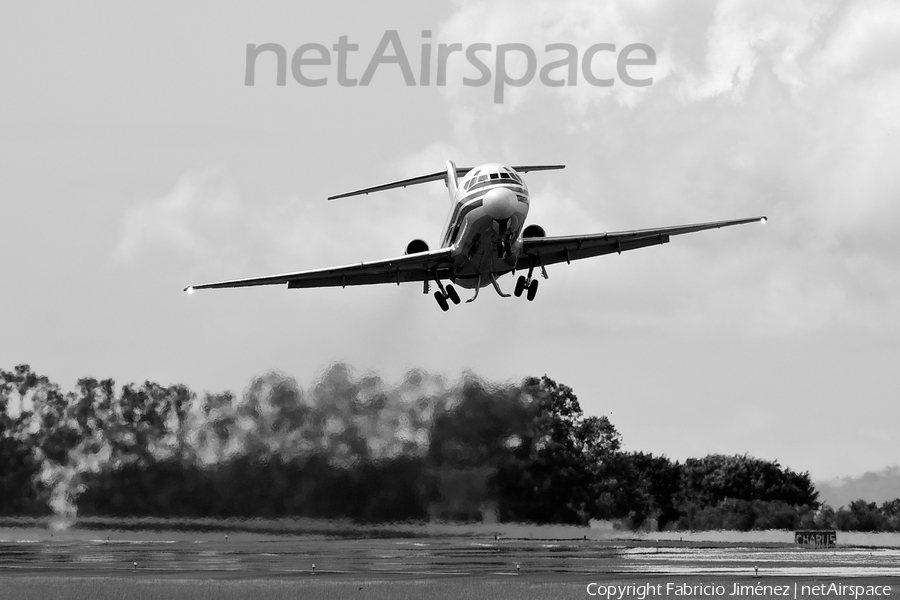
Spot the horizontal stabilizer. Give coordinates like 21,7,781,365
508,165,566,174
328,164,565,200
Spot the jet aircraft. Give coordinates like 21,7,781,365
185,161,765,311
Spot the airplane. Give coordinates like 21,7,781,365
184,161,765,311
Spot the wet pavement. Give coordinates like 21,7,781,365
1,533,899,578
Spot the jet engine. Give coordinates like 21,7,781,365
405,239,429,255
523,224,546,238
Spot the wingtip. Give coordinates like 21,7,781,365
184,286,194,294
760,216,768,223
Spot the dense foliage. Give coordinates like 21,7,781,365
2,364,891,530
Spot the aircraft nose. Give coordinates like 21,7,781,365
482,187,518,220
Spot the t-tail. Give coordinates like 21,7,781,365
326,162,564,201
444,159,458,201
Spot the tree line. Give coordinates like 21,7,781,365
1,363,895,531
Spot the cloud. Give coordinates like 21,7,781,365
111,166,443,283
811,1,900,83
112,167,243,265
437,0,670,114
110,1,900,336
419,0,900,336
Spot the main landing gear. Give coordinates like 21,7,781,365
514,275,539,301
427,277,460,312
427,258,547,310
513,257,548,302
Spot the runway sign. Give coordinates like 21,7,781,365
795,530,837,547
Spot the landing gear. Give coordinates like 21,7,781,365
434,291,449,312
446,284,460,305
494,219,513,258
514,275,527,297
514,258,544,302
431,276,460,311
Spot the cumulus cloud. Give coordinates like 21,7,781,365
419,0,900,335
112,168,242,264
109,1,900,335
110,166,443,282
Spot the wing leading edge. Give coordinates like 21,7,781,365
185,217,765,293
516,216,766,269
185,248,453,293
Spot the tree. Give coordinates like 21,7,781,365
680,454,818,507
623,453,683,528
844,499,885,532
0,366,46,515
495,376,622,524
880,499,900,532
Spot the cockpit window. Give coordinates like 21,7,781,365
477,175,488,182
489,173,500,180
500,173,511,179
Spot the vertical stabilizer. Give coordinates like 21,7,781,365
444,159,458,203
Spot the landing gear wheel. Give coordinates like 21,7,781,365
514,276,527,297
446,284,460,305
526,279,539,301
434,291,450,311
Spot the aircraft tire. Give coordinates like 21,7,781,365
434,291,450,311
446,285,460,305
514,276,527,297
526,279,539,301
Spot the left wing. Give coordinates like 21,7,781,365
185,248,453,292
517,216,766,269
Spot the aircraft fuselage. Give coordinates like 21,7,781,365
438,162,529,289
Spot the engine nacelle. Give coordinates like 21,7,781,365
405,239,429,255
523,224,546,238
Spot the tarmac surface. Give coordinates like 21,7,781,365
1,529,900,579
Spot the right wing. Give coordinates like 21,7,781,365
517,216,766,268
185,248,453,292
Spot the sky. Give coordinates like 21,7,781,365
1,0,898,481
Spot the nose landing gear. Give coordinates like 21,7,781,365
492,218,515,259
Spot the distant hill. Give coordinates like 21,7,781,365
816,466,900,508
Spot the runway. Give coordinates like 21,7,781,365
2,530,899,579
